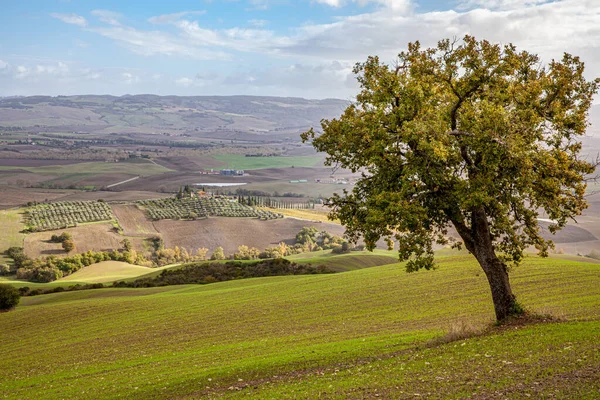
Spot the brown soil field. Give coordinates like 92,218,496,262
538,222,597,243
49,172,135,188
57,190,170,202
0,187,74,209
153,217,348,257
0,171,57,186
0,159,85,167
24,223,127,258
112,204,158,236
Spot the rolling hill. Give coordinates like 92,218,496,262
1,254,598,399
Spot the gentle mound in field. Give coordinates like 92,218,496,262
57,261,156,283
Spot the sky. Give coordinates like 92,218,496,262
0,0,599,99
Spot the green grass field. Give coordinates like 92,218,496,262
57,261,161,283
0,209,25,266
1,254,598,399
209,154,323,170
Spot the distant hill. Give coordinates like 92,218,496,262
0,95,349,138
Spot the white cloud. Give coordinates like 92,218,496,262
122,72,140,84
457,0,552,10
175,77,194,86
0,60,8,70
89,25,230,59
50,12,87,27
148,10,206,25
13,62,70,80
39,0,600,98
313,0,412,12
249,19,269,27
91,10,123,26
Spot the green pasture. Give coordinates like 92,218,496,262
209,154,323,170
0,254,598,399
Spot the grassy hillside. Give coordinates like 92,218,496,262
0,254,598,399
57,261,162,283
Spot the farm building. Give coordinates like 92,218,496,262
221,169,244,176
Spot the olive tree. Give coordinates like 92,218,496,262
302,36,599,321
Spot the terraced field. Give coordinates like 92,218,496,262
1,254,598,399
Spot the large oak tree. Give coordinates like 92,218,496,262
302,36,599,321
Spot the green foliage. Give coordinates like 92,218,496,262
115,258,334,288
121,238,132,252
0,264,10,275
25,201,113,232
302,35,598,270
5,247,29,269
50,232,72,243
302,35,599,320
0,284,20,311
210,246,225,260
14,249,148,283
295,226,320,245
61,239,75,253
233,245,261,260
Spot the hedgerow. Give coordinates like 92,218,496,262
114,258,334,288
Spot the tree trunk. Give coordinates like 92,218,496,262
453,207,520,321
473,246,518,321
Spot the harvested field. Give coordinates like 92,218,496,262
58,190,171,202
111,204,158,236
24,223,126,258
47,172,136,188
154,217,347,256
0,187,73,209
0,159,85,167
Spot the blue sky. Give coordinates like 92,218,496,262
0,0,598,99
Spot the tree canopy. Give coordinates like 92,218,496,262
302,36,599,320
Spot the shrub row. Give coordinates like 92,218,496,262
113,258,334,288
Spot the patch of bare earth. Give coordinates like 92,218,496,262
24,223,125,258
111,204,158,236
153,217,346,256
0,187,73,209
57,190,170,202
